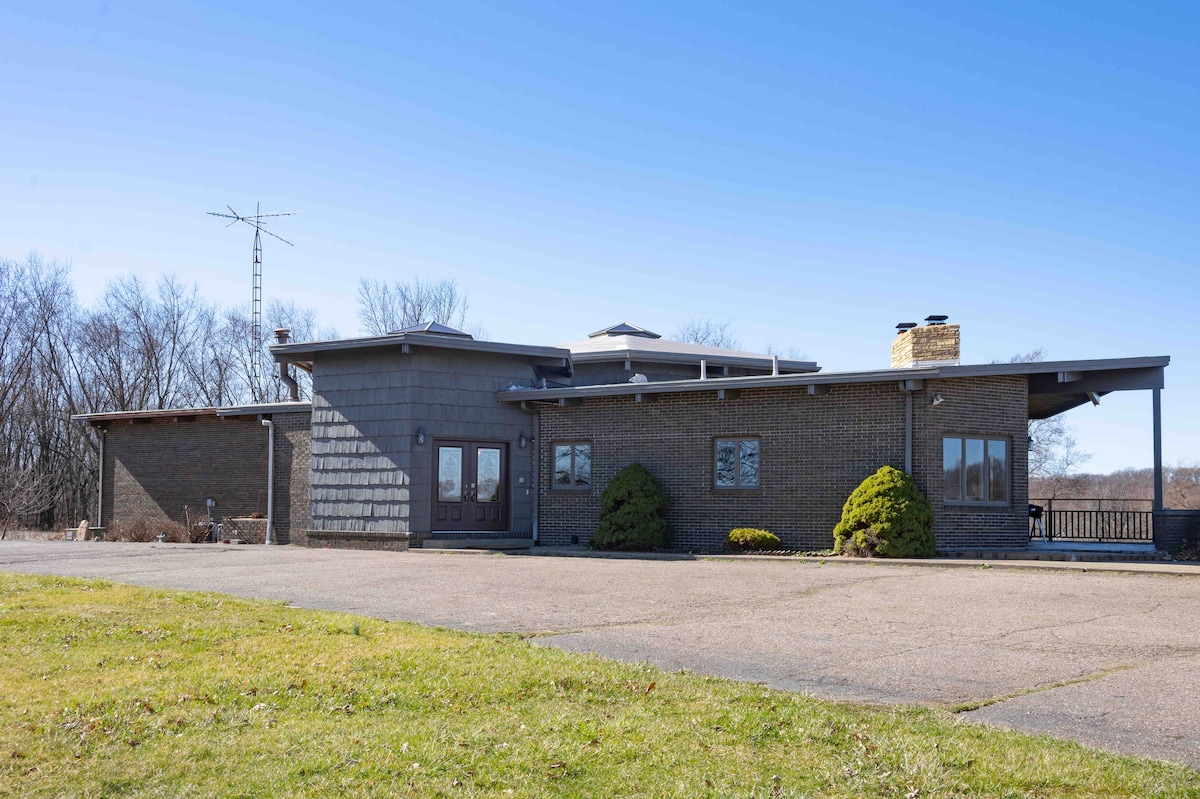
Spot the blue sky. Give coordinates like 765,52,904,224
2,1,1197,473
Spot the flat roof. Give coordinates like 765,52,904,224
73,402,313,425
560,332,820,373
271,331,571,365
497,356,1170,419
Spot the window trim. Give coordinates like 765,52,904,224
713,436,761,490
942,434,1009,507
551,441,593,491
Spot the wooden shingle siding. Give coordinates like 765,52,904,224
306,347,537,541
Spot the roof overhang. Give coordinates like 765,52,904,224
496,355,1170,416
568,347,819,373
497,367,940,404
270,332,572,374
72,402,313,426
937,357,1169,419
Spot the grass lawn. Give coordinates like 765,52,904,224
1,573,1196,797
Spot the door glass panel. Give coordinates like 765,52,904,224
437,447,462,502
965,438,985,501
477,447,501,502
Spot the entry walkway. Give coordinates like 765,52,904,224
2,541,1197,769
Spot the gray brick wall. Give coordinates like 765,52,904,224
537,375,1028,551
916,375,1029,549
271,410,312,545
101,415,269,527
1154,509,1200,555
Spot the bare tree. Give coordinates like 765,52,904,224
673,318,740,349
357,277,473,336
1004,349,1092,498
0,254,335,530
764,342,807,360
0,257,40,436
0,462,56,538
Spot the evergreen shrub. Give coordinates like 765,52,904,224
591,463,669,551
726,527,781,551
833,465,936,558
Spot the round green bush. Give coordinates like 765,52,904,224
726,527,781,551
833,465,936,558
591,463,669,551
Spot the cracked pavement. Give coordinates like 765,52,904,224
2,540,1198,768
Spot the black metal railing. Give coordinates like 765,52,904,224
1029,499,1154,543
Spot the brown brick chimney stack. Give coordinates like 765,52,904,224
891,316,960,368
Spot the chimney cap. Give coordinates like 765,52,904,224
274,328,291,343
924,315,948,325
895,322,918,334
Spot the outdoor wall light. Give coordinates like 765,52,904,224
930,393,945,406
518,432,528,449
416,427,425,445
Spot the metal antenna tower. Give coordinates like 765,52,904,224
207,203,296,391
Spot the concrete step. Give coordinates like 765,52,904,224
419,537,534,550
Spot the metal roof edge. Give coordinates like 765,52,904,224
73,402,315,424
938,355,1170,378
216,402,313,417
494,355,1171,403
72,407,225,424
569,348,820,372
496,367,940,402
270,333,570,362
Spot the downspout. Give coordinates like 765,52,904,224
532,414,540,545
261,418,275,545
96,427,106,527
518,400,539,545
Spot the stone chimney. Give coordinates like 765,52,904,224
891,316,960,368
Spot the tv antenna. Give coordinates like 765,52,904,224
206,203,296,391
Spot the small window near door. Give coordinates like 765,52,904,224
715,438,760,488
943,436,1007,504
553,443,592,489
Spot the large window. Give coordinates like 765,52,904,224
715,438,760,488
943,436,1007,504
553,443,592,489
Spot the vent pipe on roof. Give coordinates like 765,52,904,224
275,328,300,402
772,355,779,376
700,359,707,380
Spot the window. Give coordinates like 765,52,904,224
553,443,592,489
943,437,1007,504
715,438,759,488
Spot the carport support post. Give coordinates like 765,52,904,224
1152,388,1163,511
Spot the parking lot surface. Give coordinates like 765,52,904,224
2,540,1197,768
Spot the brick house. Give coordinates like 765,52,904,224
77,319,1172,553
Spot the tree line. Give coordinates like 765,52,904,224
2,254,1192,533
0,255,334,532
0,257,489,533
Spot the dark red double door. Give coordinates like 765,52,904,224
432,440,508,531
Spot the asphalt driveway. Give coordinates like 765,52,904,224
2,540,1197,769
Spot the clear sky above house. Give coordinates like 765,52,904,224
2,1,1196,473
